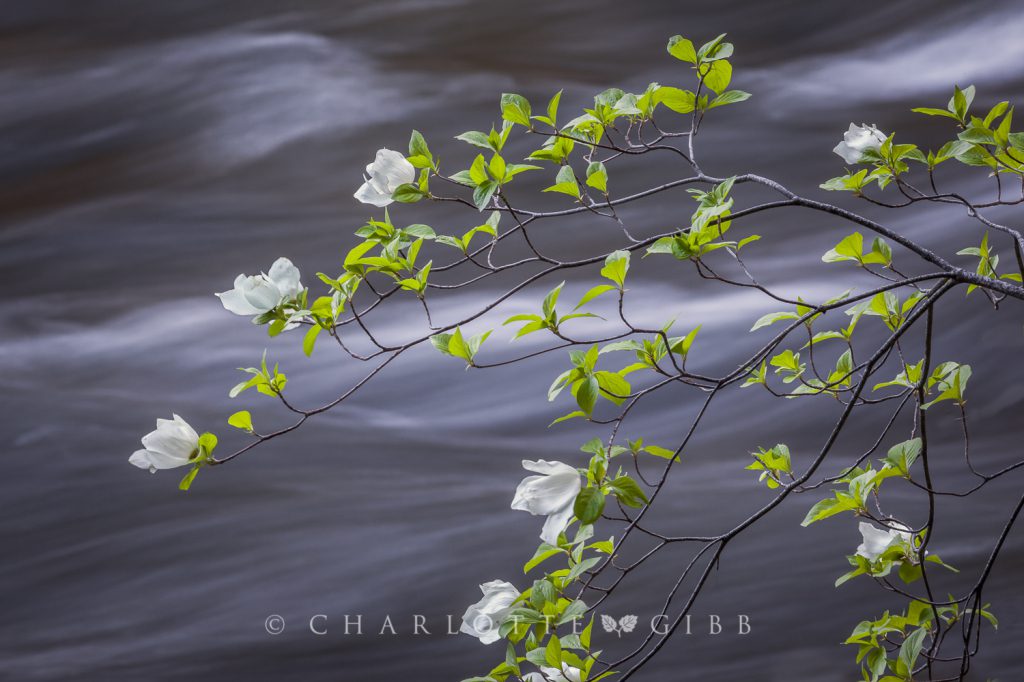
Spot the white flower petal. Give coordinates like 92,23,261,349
459,579,519,645
540,503,575,546
355,148,415,206
512,461,581,516
132,415,200,472
856,522,897,562
354,179,393,207
522,459,578,477
129,449,156,472
216,274,262,315
267,257,303,300
833,123,887,164
372,148,415,191
131,447,190,470
240,275,282,313
141,429,193,460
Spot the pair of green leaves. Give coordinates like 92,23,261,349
503,252,629,341
823,232,893,268
431,327,492,367
230,351,288,399
573,475,649,525
178,432,218,491
746,444,792,489
548,345,632,423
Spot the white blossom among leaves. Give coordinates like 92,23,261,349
129,414,199,473
216,257,303,318
512,459,582,546
833,123,887,164
856,521,912,562
523,664,584,682
354,148,415,207
459,580,520,645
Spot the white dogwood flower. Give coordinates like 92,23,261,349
523,664,584,682
460,580,520,645
216,257,303,318
129,414,199,473
354,148,415,207
856,521,912,562
512,460,582,546
833,123,887,164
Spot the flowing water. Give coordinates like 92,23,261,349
2,1,1023,680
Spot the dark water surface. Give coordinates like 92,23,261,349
2,2,1024,680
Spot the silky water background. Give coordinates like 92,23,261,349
2,1,1023,680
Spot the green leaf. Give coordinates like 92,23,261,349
549,410,585,427
884,438,922,475
543,165,580,198
656,87,696,114
750,311,799,331
565,558,600,583
302,324,322,357
801,495,859,526
501,93,532,127
524,544,563,573
822,233,864,264
392,183,425,203
227,410,253,432
178,466,200,491
574,487,606,525
575,284,616,310
473,180,498,211
642,445,680,461
197,432,218,457
600,249,630,288
576,375,600,415
595,371,631,404
609,475,648,507
666,35,697,63
532,89,562,127
898,627,927,675
701,60,732,94
407,130,434,169
544,632,563,667
708,90,751,109
455,130,494,150
542,281,565,321
911,106,960,120
585,161,608,193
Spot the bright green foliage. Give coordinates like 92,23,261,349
872,360,923,392
647,177,758,260
600,324,699,376
230,351,288,398
548,345,632,422
823,233,892,267
846,291,924,333
921,361,971,409
431,327,492,367
543,165,581,199
436,211,501,253
227,410,253,433
956,232,999,294
503,281,608,340
599,250,629,289
746,444,792,489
